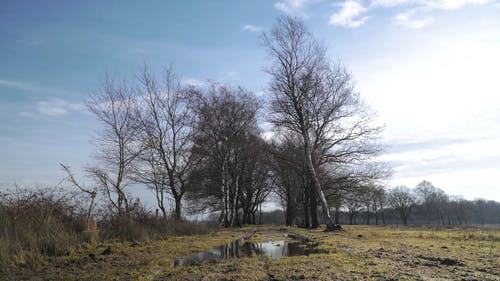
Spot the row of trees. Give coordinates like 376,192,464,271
70,16,500,230
62,16,387,229
385,181,500,225
80,70,273,227
329,180,500,226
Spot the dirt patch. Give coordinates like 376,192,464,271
417,255,464,266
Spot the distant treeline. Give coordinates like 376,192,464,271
259,199,500,226
259,181,500,226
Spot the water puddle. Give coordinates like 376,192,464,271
173,238,326,267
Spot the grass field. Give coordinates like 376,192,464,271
3,225,499,281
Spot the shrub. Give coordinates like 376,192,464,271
0,188,217,272
97,199,216,241
0,188,86,271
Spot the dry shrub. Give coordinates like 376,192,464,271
0,188,216,272
0,188,86,271
97,199,216,242
165,219,214,236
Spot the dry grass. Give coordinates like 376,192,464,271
3,224,499,280
0,188,216,277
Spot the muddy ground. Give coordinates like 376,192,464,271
3,225,499,280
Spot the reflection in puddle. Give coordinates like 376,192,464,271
173,239,326,267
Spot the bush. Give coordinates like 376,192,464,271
0,188,86,271
97,199,216,241
0,188,217,272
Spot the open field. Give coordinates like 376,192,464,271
3,225,499,281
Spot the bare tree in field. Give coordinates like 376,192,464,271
263,16,382,229
239,135,273,225
134,65,193,220
270,134,307,226
60,164,97,223
415,180,448,224
387,186,415,225
87,78,141,217
187,84,261,227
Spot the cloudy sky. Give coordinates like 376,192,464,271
1,0,499,203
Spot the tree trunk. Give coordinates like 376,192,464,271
334,205,340,225
303,142,335,229
309,189,319,228
259,203,262,225
303,192,310,228
285,199,294,226
174,196,182,221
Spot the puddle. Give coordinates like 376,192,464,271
173,238,326,267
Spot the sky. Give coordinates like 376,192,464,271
1,0,500,205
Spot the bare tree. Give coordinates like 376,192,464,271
415,180,449,224
387,186,415,225
371,185,386,225
87,77,141,217
270,133,306,226
134,65,194,220
238,135,273,224
187,84,261,227
60,164,97,223
263,16,382,229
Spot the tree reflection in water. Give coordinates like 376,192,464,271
173,239,325,267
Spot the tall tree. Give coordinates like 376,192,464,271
270,133,310,227
87,78,141,217
414,180,448,224
387,186,415,225
263,16,382,229
238,135,273,224
187,84,261,227
134,65,194,220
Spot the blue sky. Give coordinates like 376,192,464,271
1,0,500,204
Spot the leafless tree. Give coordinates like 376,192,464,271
270,134,307,226
238,135,273,224
371,185,386,225
414,180,448,224
187,84,261,227
387,186,415,225
263,16,382,229
87,77,141,217
60,164,97,224
134,65,194,220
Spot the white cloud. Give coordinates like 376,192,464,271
219,71,241,84
0,78,78,96
271,0,497,29
394,10,433,28
18,111,36,118
425,0,495,10
329,0,369,28
354,28,500,200
242,24,263,32
274,0,320,16
371,0,496,9
371,0,411,7
0,79,39,92
37,98,86,117
182,77,206,87
369,0,497,29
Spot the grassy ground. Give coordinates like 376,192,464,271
3,225,499,281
